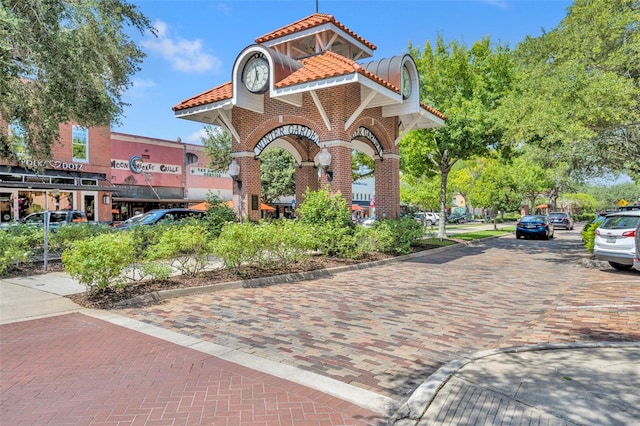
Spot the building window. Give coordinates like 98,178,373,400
72,126,89,162
8,122,28,158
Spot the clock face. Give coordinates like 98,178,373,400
243,56,269,93
402,65,411,99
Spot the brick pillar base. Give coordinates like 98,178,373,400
374,154,400,219
295,162,318,207
234,155,261,222
322,144,352,206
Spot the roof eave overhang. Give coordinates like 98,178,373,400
261,22,374,59
174,98,233,122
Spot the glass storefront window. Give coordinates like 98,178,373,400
81,179,97,186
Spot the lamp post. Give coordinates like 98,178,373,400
228,159,243,222
318,147,333,182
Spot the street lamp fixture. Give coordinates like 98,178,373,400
228,159,242,190
318,147,333,182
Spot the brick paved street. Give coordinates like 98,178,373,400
117,230,640,400
1,313,382,425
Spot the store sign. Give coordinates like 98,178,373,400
111,156,181,174
254,125,319,157
189,167,226,178
20,159,84,171
352,127,384,159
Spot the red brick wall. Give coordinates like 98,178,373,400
231,83,401,219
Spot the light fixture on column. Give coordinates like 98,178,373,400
102,194,111,204
228,158,242,190
318,147,333,182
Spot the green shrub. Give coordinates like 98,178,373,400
211,223,260,268
50,223,111,252
144,221,212,276
374,217,423,255
201,193,238,237
297,188,355,256
0,227,36,275
62,232,136,292
581,221,599,253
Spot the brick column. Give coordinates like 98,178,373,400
374,153,401,219
295,162,318,206
233,153,261,222
321,142,352,206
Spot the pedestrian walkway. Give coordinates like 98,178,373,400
2,232,639,425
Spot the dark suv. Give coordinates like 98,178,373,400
113,208,205,229
549,212,574,230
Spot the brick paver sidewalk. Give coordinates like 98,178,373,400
1,313,383,425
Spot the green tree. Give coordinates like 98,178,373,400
1,0,153,159
260,148,296,205
512,156,555,212
499,0,640,178
401,36,516,237
400,174,440,214
201,125,232,171
470,158,521,229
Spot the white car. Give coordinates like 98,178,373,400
594,211,640,271
415,212,439,226
634,223,640,271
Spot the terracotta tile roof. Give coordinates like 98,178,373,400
255,13,376,51
420,101,446,120
276,50,395,91
173,82,232,111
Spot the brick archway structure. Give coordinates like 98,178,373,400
174,14,445,221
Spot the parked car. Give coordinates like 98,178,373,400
0,210,88,232
516,215,554,240
549,212,574,230
415,212,439,226
447,212,468,224
112,208,205,229
634,223,640,272
594,210,640,271
361,216,376,227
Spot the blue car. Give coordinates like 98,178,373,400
516,215,554,240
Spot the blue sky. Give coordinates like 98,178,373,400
114,0,573,144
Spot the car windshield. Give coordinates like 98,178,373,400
136,211,165,225
601,216,640,230
549,213,566,218
521,215,545,222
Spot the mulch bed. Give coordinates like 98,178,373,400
4,243,448,310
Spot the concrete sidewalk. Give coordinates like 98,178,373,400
392,343,640,425
2,270,639,425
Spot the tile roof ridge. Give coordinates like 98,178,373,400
255,13,376,51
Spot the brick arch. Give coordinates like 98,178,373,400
246,116,326,163
347,116,396,157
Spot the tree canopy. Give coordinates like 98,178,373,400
1,0,153,159
498,0,640,178
401,36,516,236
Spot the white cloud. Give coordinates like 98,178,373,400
186,128,208,144
479,0,510,9
125,78,155,98
142,20,222,74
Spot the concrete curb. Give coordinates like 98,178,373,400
388,341,640,424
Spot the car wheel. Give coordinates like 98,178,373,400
426,220,433,226
609,262,633,271
516,233,521,239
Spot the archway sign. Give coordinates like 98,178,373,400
173,13,445,221
254,125,320,158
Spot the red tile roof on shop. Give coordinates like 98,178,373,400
173,82,232,111
255,13,377,51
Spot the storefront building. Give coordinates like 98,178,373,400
110,133,231,220
0,122,113,223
